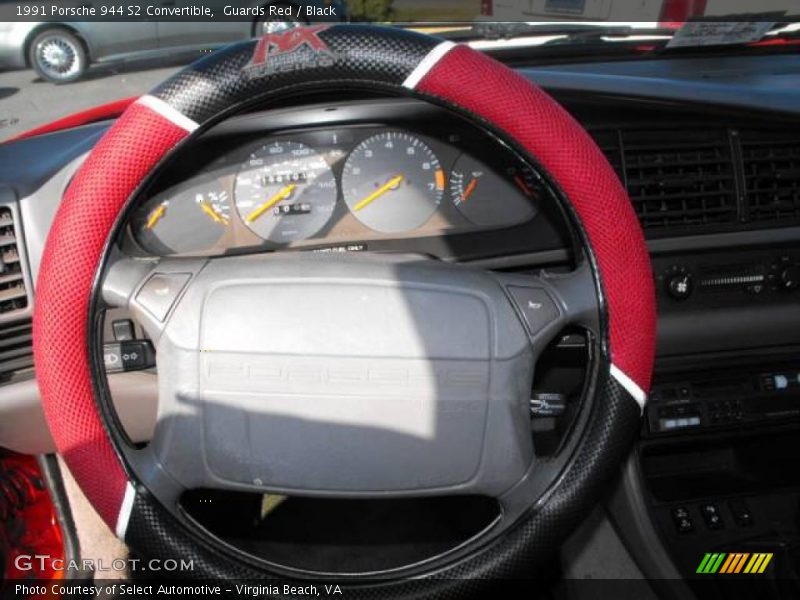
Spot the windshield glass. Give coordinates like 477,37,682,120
0,0,795,141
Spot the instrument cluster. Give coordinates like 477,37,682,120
129,123,545,258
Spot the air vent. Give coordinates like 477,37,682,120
0,205,29,317
740,130,800,225
617,129,738,232
0,319,33,381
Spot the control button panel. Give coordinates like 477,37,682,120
666,498,756,537
103,340,156,373
647,366,800,436
760,371,800,392
655,251,799,305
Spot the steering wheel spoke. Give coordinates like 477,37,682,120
493,261,599,352
102,254,208,342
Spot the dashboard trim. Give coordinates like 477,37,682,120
0,187,34,325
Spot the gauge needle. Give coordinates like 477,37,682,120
200,201,228,225
145,204,166,229
353,174,405,212
246,183,297,223
461,177,479,203
514,174,533,197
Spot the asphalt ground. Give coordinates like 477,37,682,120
0,53,197,141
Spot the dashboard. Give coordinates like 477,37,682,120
121,99,571,262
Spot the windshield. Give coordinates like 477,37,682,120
0,0,796,141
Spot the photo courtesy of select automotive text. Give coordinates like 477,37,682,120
1,0,800,599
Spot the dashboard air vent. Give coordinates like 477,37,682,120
0,205,29,317
740,131,800,225
617,129,738,232
0,319,33,381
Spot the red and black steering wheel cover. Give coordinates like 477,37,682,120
33,25,655,585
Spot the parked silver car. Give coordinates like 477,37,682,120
0,0,346,83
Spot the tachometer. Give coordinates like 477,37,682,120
449,154,537,227
234,141,336,244
342,132,445,234
134,182,230,255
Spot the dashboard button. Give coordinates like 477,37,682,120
729,499,753,527
506,286,560,338
700,503,724,530
111,319,135,341
671,507,694,534
779,264,800,290
665,266,693,300
672,506,690,520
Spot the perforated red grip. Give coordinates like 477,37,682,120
33,102,190,528
411,44,655,399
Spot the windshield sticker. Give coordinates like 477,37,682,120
666,21,775,48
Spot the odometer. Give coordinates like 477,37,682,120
234,141,336,244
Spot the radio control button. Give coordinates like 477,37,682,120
665,266,693,300
779,265,800,290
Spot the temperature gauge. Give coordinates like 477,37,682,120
449,154,537,227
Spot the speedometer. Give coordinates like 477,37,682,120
342,132,445,234
234,141,337,244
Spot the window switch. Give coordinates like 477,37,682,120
112,319,136,341
700,503,724,530
671,507,694,534
729,499,753,527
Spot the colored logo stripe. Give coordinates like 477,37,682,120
697,552,773,574
744,553,773,574
697,553,725,573
722,553,748,573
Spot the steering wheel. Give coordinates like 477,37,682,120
33,25,655,589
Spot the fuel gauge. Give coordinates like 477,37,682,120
134,182,231,255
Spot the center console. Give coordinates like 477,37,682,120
629,244,800,599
